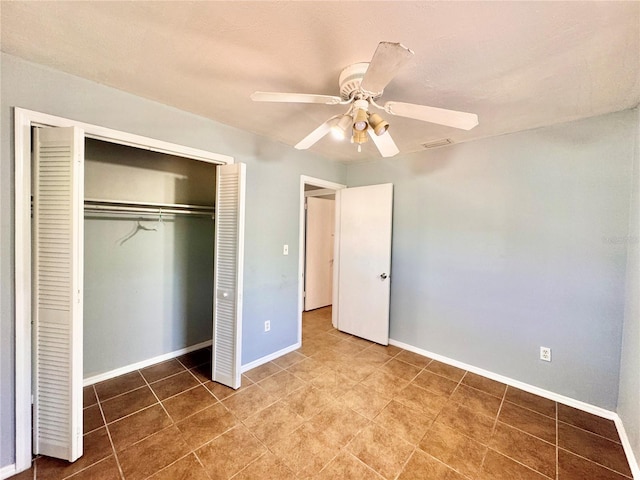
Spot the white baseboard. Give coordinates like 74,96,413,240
83,339,301,387
241,342,301,373
1,464,17,480
83,340,212,386
389,338,639,478
389,339,615,417
614,416,640,479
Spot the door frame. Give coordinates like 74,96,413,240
13,107,233,472
297,176,345,344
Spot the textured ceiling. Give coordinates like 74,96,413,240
2,1,639,161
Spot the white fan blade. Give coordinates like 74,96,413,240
384,101,478,130
295,116,341,150
251,91,342,105
367,127,400,157
360,42,414,95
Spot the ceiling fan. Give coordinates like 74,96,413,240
250,42,479,157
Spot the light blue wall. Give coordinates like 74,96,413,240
0,53,346,468
619,107,640,465
84,215,214,377
347,109,636,410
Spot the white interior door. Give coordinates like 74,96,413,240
304,196,335,311
212,163,246,389
32,126,84,461
335,183,393,345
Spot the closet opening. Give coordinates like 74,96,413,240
15,108,244,470
81,138,216,382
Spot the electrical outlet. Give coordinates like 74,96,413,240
540,346,551,362
264,320,271,332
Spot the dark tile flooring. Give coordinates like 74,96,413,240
10,307,633,479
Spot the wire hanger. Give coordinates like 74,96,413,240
118,213,160,245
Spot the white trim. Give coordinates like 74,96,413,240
14,108,32,473
22,108,233,164
14,107,234,471
1,464,18,480
297,175,346,345
83,340,213,387
332,190,342,330
614,416,640,479
241,342,301,373
304,188,336,198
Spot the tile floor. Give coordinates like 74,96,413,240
11,307,633,480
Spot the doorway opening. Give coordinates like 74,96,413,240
296,176,345,346
304,186,335,312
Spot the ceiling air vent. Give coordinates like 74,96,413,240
422,138,453,149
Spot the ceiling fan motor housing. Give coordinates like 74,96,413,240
339,62,382,101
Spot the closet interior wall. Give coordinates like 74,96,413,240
83,138,216,379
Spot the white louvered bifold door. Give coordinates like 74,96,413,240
33,127,84,462
212,163,246,389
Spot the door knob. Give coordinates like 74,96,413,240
380,273,388,280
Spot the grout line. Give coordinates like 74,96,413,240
175,356,209,372
139,452,200,480
556,418,625,444
57,456,119,480
409,450,476,480
97,383,152,407
491,419,557,448
227,451,272,479
480,378,508,473
191,452,215,480
485,449,556,480
103,402,161,427
139,368,174,423
501,395,558,421
95,385,126,480
394,446,419,480
146,367,194,387
556,447,635,479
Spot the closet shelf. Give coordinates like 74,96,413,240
84,198,215,217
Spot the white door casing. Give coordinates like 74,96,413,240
335,183,393,345
212,163,246,389
32,126,84,461
304,196,335,311
297,176,346,346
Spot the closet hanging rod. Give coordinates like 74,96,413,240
84,205,214,217
84,198,215,217
85,198,215,211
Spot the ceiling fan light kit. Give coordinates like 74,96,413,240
352,103,370,132
353,130,368,144
332,114,353,139
369,113,389,136
252,41,479,158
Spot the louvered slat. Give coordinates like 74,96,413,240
33,127,83,462
212,163,245,388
